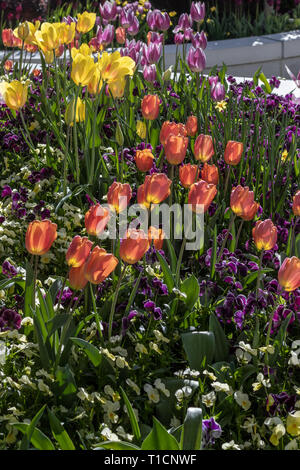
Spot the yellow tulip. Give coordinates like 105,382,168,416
286,411,300,436
0,80,28,111
136,120,146,139
76,12,96,34
97,51,135,84
108,77,126,98
71,43,92,60
44,49,54,64
59,22,75,45
65,97,86,126
35,22,60,51
71,53,96,86
87,68,103,95
17,21,30,41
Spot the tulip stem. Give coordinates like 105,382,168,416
108,264,127,340
19,109,38,159
90,283,103,341
19,40,24,80
32,255,39,310
175,216,193,285
256,249,264,300
235,219,244,250
224,165,231,196
216,212,236,264
63,126,71,196
73,87,80,184
55,291,77,370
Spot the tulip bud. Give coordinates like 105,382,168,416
292,190,300,216
163,66,172,82
148,226,165,250
116,26,126,44
136,120,146,139
65,97,86,126
17,22,30,41
201,163,219,186
0,80,28,111
187,46,206,73
4,60,13,72
278,256,300,292
224,140,243,166
252,219,277,251
76,12,96,34
138,173,172,208
115,121,124,146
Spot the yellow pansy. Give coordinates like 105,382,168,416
281,149,288,162
65,97,86,126
169,11,177,17
286,411,300,436
76,12,96,34
270,424,285,446
215,100,227,112
71,53,96,86
0,80,28,111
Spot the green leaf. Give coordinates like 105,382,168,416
180,275,199,312
165,239,177,275
180,407,202,450
259,72,272,94
55,365,77,397
20,405,46,450
156,251,175,292
181,330,215,370
120,387,141,442
209,313,229,362
46,314,70,337
14,423,55,451
47,408,75,450
94,441,140,450
141,417,180,450
24,261,34,317
70,337,102,367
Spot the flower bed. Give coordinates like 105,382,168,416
0,5,300,452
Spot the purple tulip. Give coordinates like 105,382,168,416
211,82,226,101
208,76,219,87
192,31,207,49
102,24,115,44
285,65,300,88
173,13,192,33
157,11,170,31
190,1,206,22
184,28,193,42
174,32,184,44
148,31,163,44
143,64,156,83
99,1,117,22
187,46,206,73
128,16,139,36
147,9,170,31
120,6,135,29
143,42,162,65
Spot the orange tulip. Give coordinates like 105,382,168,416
148,226,165,250
141,94,160,120
165,134,188,165
116,26,126,44
84,246,118,285
230,186,259,221
224,140,243,166
4,60,13,72
292,190,300,216
137,173,172,208
66,235,93,268
201,163,219,186
135,148,154,172
69,264,88,290
119,229,150,264
252,219,277,251
194,134,214,163
25,219,57,255
188,180,217,213
85,203,110,237
2,29,15,47
185,115,198,137
160,121,186,146
278,256,300,292
179,163,199,188
107,182,132,213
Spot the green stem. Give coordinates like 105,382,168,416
108,264,127,340
256,250,264,300
89,282,103,341
19,40,24,79
216,212,236,263
73,87,80,184
63,126,71,196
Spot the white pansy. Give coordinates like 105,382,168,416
234,391,251,410
154,379,170,397
201,391,216,408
